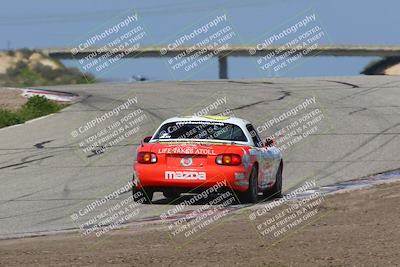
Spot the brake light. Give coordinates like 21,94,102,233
137,152,157,164
216,154,242,165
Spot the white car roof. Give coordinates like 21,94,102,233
161,115,251,128
151,115,255,146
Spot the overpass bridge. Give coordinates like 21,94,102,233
42,45,400,79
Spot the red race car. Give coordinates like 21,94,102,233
132,116,283,203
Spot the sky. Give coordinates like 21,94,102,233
0,0,398,81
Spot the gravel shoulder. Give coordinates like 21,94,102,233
0,181,399,267
0,87,26,111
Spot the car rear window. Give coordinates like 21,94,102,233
153,121,247,142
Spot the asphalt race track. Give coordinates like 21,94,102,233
0,76,399,238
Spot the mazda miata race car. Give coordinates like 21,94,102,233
132,116,283,203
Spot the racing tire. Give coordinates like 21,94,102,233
162,191,180,199
263,161,283,200
132,186,153,204
238,165,258,203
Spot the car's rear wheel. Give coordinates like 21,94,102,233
238,165,258,203
163,191,180,199
263,161,283,199
132,186,153,204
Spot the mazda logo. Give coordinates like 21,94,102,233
180,157,193,167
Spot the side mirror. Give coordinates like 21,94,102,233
264,137,275,147
143,136,152,143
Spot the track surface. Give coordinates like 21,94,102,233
0,76,399,238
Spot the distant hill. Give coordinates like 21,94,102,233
0,49,95,87
362,57,400,75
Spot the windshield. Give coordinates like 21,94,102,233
153,121,247,142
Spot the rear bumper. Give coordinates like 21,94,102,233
133,163,250,192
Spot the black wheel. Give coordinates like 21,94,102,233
132,186,153,204
263,161,283,200
162,191,180,199
238,165,258,203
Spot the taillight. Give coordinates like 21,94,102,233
137,152,157,164
215,154,242,165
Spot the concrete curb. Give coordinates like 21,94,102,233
21,88,79,102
